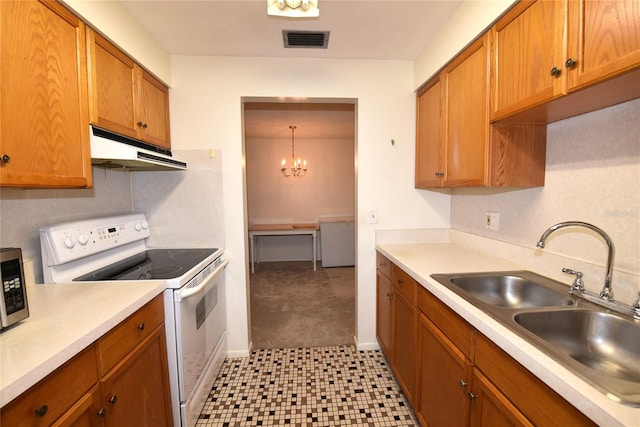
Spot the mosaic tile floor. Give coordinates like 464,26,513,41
197,346,418,426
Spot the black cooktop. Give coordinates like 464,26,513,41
73,248,218,281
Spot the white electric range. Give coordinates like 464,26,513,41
40,213,227,427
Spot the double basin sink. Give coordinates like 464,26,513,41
430,271,640,407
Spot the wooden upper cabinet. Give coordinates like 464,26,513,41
490,0,565,120
415,33,546,189
565,0,640,91
491,0,640,122
88,30,138,141
0,0,92,188
415,78,442,189
87,29,171,150
442,35,489,187
139,71,171,148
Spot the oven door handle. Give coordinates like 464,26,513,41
178,258,228,300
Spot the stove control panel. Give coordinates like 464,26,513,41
40,214,151,266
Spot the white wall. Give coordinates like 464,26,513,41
413,0,516,89
169,56,451,354
62,0,172,84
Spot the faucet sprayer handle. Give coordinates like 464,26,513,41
562,268,585,292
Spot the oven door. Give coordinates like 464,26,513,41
174,259,228,402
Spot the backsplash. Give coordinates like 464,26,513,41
0,150,224,284
0,168,132,283
451,98,639,282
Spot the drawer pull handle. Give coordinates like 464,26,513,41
138,323,145,330
35,405,48,417
98,408,106,418
110,395,118,405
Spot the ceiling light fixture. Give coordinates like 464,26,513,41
281,125,307,177
267,0,319,18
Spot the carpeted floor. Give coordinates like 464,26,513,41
250,261,355,349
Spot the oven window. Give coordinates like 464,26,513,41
195,284,218,329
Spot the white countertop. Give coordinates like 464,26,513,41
0,281,166,408
376,242,640,427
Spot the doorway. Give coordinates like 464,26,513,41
243,98,357,350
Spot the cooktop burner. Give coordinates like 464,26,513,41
73,248,217,281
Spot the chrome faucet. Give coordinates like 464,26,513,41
536,221,615,301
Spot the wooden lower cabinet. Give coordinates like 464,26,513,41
52,387,104,427
469,369,532,427
392,291,417,403
376,268,393,357
99,325,172,427
376,256,597,427
416,313,472,427
0,296,172,427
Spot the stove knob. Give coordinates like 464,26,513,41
135,222,142,231
142,221,149,230
64,236,76,249
78,234,89,245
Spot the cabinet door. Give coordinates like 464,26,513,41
0,0,91,188
392,291,417,404
52,387,104,427
469,369,533,427
415,78,442,188
490,0,565,120
442,35,489,187
99,325,172,427
376,269,393,358
416,314,472,427
566,0,640,91
138,71,171,150
88,30,138,140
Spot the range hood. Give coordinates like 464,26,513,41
90,126,187,171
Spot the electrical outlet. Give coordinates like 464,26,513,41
485,212,500,230
368,209,378,224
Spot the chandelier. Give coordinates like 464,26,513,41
281,125,307,177
267,0,319,18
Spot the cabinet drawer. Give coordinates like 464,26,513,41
376,252,391,279
97,295,164,376
1,346,98,427
391,265,417,304
475,334,596,427
417,286,475,359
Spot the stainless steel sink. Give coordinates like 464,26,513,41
449,274,575,308
514,310,640,406
432,271,575,309
430,270,640,407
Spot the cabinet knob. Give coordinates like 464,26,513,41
136,121,148,129
459,379,468,388
468,392,478,400
109,395,118,405
565,58,576,68
386,292,393,300
35,404,48,417
138,323,145,330
1,154,10,164
550,66,561,76
98,408,106,418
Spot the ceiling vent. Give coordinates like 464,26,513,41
282,30,329,49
